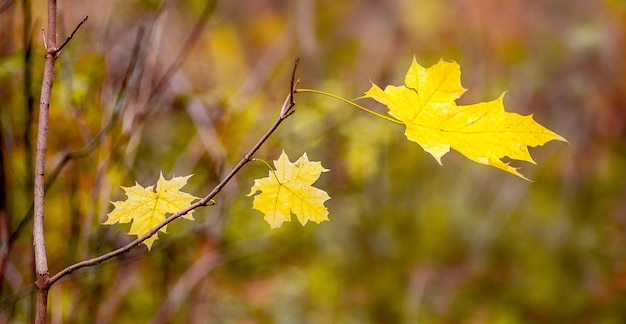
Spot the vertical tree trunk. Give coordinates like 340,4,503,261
33,0,57,322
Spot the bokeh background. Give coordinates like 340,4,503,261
1,0,626,322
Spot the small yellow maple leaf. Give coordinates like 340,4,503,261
248,151,330,229
104,173,199,249
364,57,567,180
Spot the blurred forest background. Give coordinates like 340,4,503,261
1,0,625,322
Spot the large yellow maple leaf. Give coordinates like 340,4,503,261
248,151,330,229
364,58,567,179
104,173,199,249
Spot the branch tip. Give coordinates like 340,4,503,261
289,58,300,105
280,59,301,118
41,28,47,50
55,15,89,56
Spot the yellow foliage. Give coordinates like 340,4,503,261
364,58,568,179
248,151,330,229
104,173,199,249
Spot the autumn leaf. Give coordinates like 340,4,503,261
248,151,330,229
104,173,199,249
364,57,568,180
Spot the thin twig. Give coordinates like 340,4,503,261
55,16,88,56
48,59,301,286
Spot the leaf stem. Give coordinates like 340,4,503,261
251,158,273,171
296,88,404,125
251,158,281,184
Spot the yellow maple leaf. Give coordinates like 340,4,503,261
248,151,330,229
364,57,567,179
104,173,199,249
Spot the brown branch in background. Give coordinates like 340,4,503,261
0,0,14,13
152,246,221,324
11,0,216,244
136,0,217,119
9,26,146,245
21,0,34,228
44,25,144,187
79,27,147,262
0,0,33,304
0,126,9,299
93,264,139,324
48,59,301,286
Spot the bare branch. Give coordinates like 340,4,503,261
33,5,88,322
49,58,301,286
33,0,58,319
